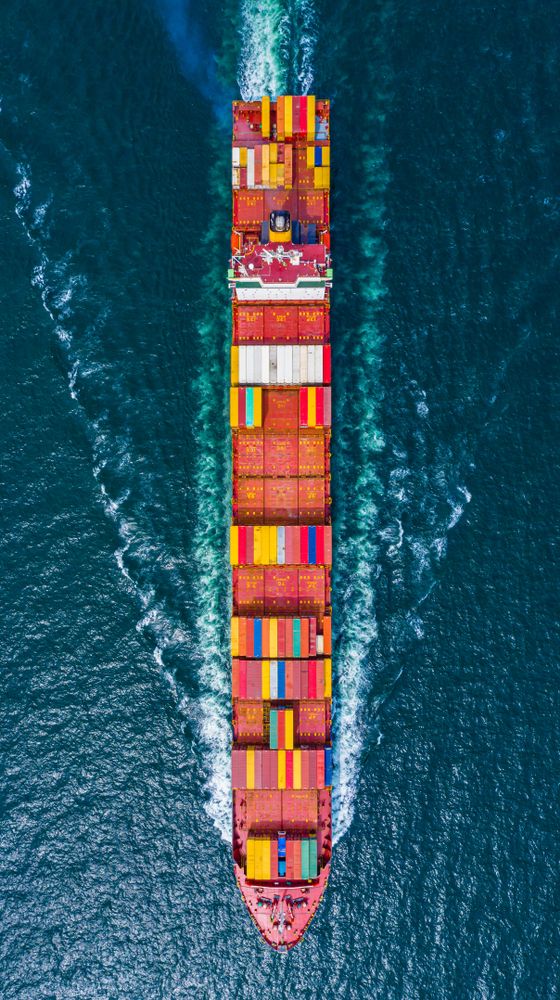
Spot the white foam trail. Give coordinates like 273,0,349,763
238,0,290,99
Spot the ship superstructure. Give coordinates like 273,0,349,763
229,96,332,951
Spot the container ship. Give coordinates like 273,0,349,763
229,95,332,951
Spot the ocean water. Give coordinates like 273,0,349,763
1,1,558,997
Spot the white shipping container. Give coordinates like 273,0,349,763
247,148,255,188
232,147,241,167
292,344,300,384
314,345,323,384
253,346,261,384
300,344,308,383
307,346,315,384
261,346,270,385
277,526,286,564
269,345,277,384
246,345,255,384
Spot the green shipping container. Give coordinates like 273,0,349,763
300,838,310,880
269,709,278,750
308,838,318,878
293,618,301,657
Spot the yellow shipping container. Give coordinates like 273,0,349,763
324,658,332,698
277,96,285,141
269,618,278,658
277,749,286,789
322,166,330,189
269,142,278,164
230,387,239,427
246,838,256,879
231,617,239,657
270,163,278,187
253,387,262,427
230,526,239,566
231,346,239,386
246,748,255,790
322,145,330,166
261,96,270,138
307,387,317,427
307,145,315,169
307,95,316,140
293,749,302,789
285,95,293,137
261,660,270,700
284,710,294,750
314,166,322,189
268,525,277,564
240,146,248,167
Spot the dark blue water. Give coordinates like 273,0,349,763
1,2,558,997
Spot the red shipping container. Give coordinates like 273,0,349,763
286,750,294,789
277,618,286,658
299,95,307,136
324,387,332,426
232,659,240,698
316,660,325,699
234,429,264,476
299,478,325,525
235,567,265,615
277,712,285,749
292,661,301,699
247,660,262,698
309,617,317,655
299,387,308,427
238,387,246,427
299,429,325,476
308,660,317,699
308,749,317,789
235,305,264,343
285,661,294,699
323,345,331,383
301,750,310,789
265,305,298,343
239,658,248,698
315,387,324,427
300,526,309,564
298,306,327,343
234,190,265,225
254,748,263,789
265,478,298,523
238,526,247,565
264,432,298,476
263,389,299,431
324,525,332,564
270,750,278,789
245,526,254,565
245,619,254,658
300,617,310,657
231,748,246,788
315,526,325,565
298,566,327,615
301,661,309,698
297,190,326,224
285,618,293,657
265,566,298,615
236,477,264,524
316,748,325,789
285,526,298,564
